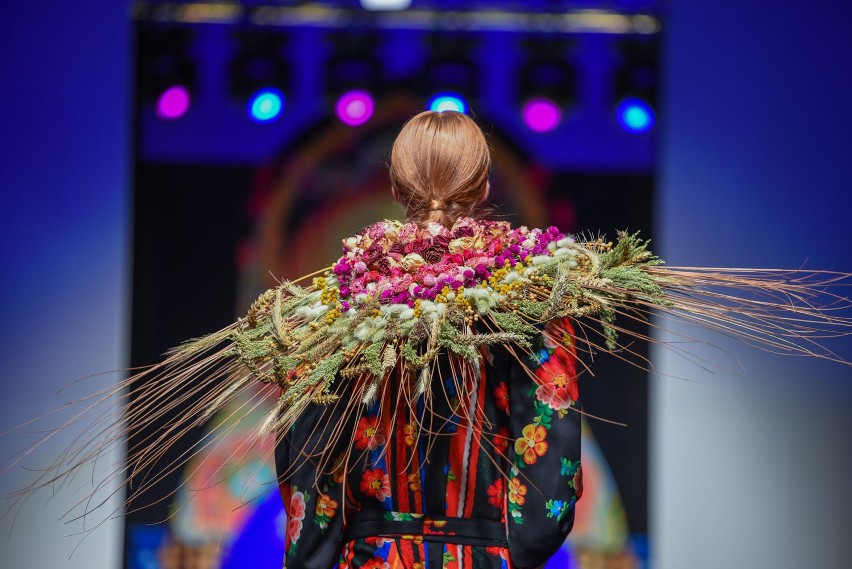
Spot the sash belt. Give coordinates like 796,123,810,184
343,510,508,547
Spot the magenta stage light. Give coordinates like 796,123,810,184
155,85,191,120
522,98,562,133
335,90,375,126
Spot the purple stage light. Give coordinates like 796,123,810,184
522,97,562,133
155,85,191,120
335,90,375,126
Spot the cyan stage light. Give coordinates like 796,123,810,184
428,93,468,114
522,97,562,133
617,98,654,133
335,90,375,126
249,89,284,123
155,85,191,120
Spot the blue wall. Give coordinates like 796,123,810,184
654,2,852,568
0,2,130,568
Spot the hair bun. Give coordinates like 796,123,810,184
429,199,446,211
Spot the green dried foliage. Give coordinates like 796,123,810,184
363,341,385,378
491,311,539,338
456,332,530,350
518,300,548,320
437,321,481,362
599,306,619,351
599,231,662,271
306,352,344,387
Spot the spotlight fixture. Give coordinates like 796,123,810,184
517,38,576,133
138,28,196,121
613,39,657,133
616,98,654,133
522,97,562,133
230,31,289,123
249,88,284,123
428,93,468,114
422,34,478,114
325,32,382,127
155,85,191,121
335,90,375,126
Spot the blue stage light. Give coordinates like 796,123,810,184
617,98,654,132
427,93,468,114
248,89,284,123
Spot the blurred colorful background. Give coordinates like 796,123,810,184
1,1,851,569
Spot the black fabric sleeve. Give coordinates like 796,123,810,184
505,319,583,569
276,404,348,568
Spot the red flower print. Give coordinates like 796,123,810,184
535,383,573,411
514,424,548,465
287,517,303,543
289,491,306,520
573,465,583,499
487,479,504,508
361,557,389,569
360,468,391,501
535,356,579,404
355,416,386,451
485,546,508,559
493,426,510,454
494,381,509,414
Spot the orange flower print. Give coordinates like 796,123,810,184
508,477,527,506
403,423,416,446
316,493,338,519
360,467,391,501
355,416,386,451
331,452,346,484
494,381,509,414
408,471,421,492
487,479,504,508
514,424,548,465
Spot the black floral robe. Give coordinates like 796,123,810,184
276,320,582,569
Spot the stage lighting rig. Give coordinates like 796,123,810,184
325,31,383,126
517,38,576,133
613,39,657,133
230,31,289,123
138,27,196,121
421,34,478,114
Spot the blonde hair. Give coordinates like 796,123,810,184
389,111,491,227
